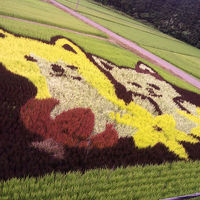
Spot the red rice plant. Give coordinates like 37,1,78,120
20,98,59,138
90,124,118,149
54,108,94,142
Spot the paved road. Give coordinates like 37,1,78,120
47,0,200,90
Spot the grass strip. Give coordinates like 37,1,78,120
143,46,200,81
1,161,200,200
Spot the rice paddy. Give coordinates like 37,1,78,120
0,0,200,199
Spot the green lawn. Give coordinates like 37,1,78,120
0,16,199,94
1,161,200,200
0,0,106,37
56,0,200,80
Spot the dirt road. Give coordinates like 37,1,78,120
47,0,200,90
0,14,109,42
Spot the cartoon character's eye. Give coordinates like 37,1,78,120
65,65,81,81
66,65,78,70
62,44,77,54
50,64,65,76
148,83,160,90
24,55,37,62
71,76,82,81
0,33,6,38
128,82,142,88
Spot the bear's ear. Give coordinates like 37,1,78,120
135,61,163,81
54,37,85,56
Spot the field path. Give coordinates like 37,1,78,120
46,0,200,90
0,14,110,42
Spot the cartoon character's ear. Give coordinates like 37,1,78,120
0,29,8,38
54,37,84,55
135,61,163,81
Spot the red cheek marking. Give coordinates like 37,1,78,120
52,107,95,146
20,98,118,149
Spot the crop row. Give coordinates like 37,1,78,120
1,161,200,199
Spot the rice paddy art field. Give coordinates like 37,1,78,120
0,0,200,199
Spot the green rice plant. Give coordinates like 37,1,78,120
58,0,168,34
1,161,200,200
144,46,200,80
0,0,106,37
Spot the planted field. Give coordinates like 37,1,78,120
1,26,200,173
56,0,200,80
1,2,200,199
0,0,106,37
1,161,200,200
